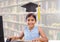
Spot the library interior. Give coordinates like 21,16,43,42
0,0,60,42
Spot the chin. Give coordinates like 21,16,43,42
29,26,34,28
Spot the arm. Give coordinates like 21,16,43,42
38,26,48,42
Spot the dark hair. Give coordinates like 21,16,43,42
26,13,36,21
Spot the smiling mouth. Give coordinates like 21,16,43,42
29,24,32,25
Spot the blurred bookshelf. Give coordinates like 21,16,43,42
0,0,60,40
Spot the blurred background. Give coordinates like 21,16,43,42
0,0,60,41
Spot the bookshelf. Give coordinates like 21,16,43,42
0,0,60,40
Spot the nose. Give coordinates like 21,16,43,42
29,20,32,23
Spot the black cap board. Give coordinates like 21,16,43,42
21,2,38,12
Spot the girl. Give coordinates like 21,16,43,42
8,13,48,42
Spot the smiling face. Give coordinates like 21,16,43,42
26,14,36,29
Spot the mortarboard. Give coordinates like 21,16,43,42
21,2,38,12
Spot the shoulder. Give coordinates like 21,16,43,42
38,26,43,32
38,26,42,29
34,26,42,30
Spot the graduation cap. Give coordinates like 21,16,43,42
21,2,38,12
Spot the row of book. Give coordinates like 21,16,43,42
0,0,40,8
3,21,26,31
3,14,26,23
0,6,25,13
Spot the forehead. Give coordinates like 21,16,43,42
27,16,35,19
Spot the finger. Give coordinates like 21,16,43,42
32,40,36,42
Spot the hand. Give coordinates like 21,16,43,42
32,38,41,42
7,36,16,41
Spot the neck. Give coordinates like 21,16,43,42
29,26,34,31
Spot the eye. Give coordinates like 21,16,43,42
28,19,30,21
31,19,34,21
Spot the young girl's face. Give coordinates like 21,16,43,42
26,16,36,28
